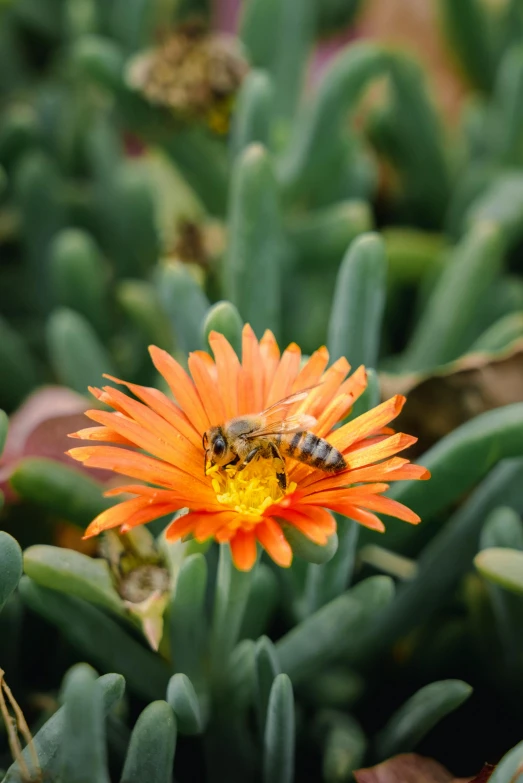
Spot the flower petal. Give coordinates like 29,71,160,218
83,497,151,537
314,393,354,438
238,324,264,415
259,330,280,402
328,504,386,532
230,530,258,570
256,518,293,566
356,494,421,524
120,501,182,532
103,375,202,450
208,330,241,419
345,433,417,469
68,426,135,445
300,483,390,506
275,506,335,545
300,357,350,419
191,510,239,541
266,342,301,406
188,351,226,425
85,409,202,477
292,346,330,392
299,457,409,491
330,395,406,451
337,365,367,404
67,445,213,499
165,512,198,541
149,346,210,434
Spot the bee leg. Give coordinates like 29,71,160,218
269,443,287,491
236,447,261,471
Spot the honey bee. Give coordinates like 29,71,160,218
203,389,346,490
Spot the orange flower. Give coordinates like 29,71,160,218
67,326,429,571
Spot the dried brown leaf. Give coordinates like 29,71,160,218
380,340,523,456
354,753,494,783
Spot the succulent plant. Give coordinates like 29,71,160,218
1,0,523,780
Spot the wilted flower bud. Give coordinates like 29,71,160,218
126,19,249,134
100,527,171,651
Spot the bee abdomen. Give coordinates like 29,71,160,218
281,431,346,472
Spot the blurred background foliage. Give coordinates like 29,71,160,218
1,0,523,780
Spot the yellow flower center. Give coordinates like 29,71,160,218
207,458,296,521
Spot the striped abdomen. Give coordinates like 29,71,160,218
276,431,346,472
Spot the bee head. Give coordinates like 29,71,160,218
203,426,229,467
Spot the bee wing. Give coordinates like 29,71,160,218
242,385,320,438
261,385,320,419
247,412,317,438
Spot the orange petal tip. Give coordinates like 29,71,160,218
102,373,126,385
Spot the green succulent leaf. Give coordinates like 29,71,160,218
466,173,523,250
488,47,523,165
120,701,177,783
0,531,23,613
19,577,170,700
280,43,387,197
4,672,124,782
230,70,274,159
439,0,497,92
276,576,395,683
169,552,207,683
354,460,523,662
95,161,159,278
488,739,523,783
480,506,523,550
225,143,283,337
320,712,367,783
263,673,295,783
167,673,204,735
116,279,173,350
375,679,473,759
60,663,110,783
470,311,523,353
401,222,503,372
327,232,386,368
23,544,124,616
46,307,116,393
254,635,281,737
14,151,67,314
50,229,110,336
155,261,209,355
475,547,523,595
10,458,113,528
203,300,244,357
478,507,523,672
286,200,373,272
0,316,38,410
382,404,523,552
211,545,255,688
240,562,279,641
228,638,257,712
282,523,338,565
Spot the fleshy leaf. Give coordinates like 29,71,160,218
375,680,473,759
263,673,295,783
120,701,177,783
0,531,23,612
475,547,523,595
60,664,110,783
167,673,204,735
